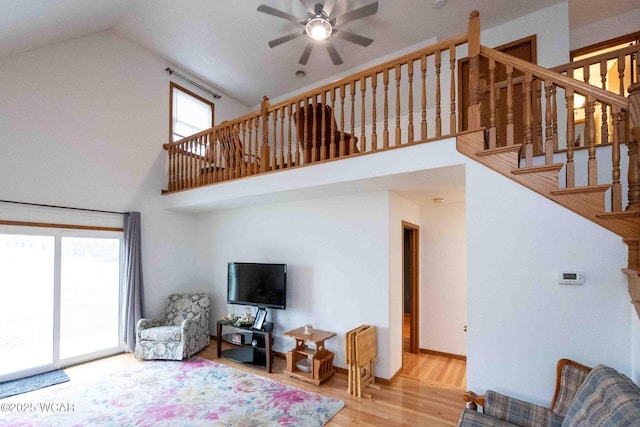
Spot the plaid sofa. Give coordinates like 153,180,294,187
458,360,640,427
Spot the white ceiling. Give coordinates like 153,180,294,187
3,0,635,108
2,0,636,207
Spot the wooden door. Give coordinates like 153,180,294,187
459,35,537,147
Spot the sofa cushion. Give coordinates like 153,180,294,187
458,408,519,426
140,326,182,342
562,364,640,427
484,390,564,427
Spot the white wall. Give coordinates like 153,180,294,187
570,7,640,51
466,160,631,404
0,30,248,318
421,200,467,356
388,192,421,376
195,191,394,377
634,312,640,384
481,2,569,67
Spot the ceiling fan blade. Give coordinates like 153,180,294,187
257,4,303,24
299,42,314,65
325,42,343,65
333,1,378,25
268,32,303,48
333,29,373,47
298,0,316,11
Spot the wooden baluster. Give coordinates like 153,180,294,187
189,139,193,187
612,105,622,211
234,127,241,178
383,69,389,148
408,60,414,143
494,85,506,147
544,79,553,165
449,44,456,135
535,79,543,154
242,119,251,175
467,10,481,130
287,105,293,167
330,89,337,159
523,72,533,167
197,136,202,185
551,84,558,152
586,95,598,185
273,105,286,169
214,130,221,183
340,88,346,157
582,65,591,149
395,64,402,145
350,81,356,154
321,92,327,161
311,100,318,162
360,77,367,151
600,59,609,144
505,65,514,146
209,131,215,183
261,96,271,173
627,82,640,209
254,116,260,174
168,145,174,191
301,99,308,163
371,74,378,150
618,53,626,96
488,58,496,148
435,50,442,137
421,55,427,140
243,121,252,176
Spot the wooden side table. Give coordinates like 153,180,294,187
283,327,336,385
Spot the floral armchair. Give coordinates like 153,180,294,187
135,293,210,360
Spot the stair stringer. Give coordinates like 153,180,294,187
457,130,640,240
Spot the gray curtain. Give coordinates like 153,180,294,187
121,211,144,352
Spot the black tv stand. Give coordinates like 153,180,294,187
216,320,273,373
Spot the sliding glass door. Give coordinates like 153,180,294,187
0,233,56,380
0,227,123,382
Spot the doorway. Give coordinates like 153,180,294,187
402,221,419,354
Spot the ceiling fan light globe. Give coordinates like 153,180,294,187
306,18,332,41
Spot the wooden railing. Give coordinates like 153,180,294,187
475,44,638,214
162,13,482,192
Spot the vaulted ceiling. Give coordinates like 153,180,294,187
3,0,638,108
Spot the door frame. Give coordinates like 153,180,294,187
402,221,420,354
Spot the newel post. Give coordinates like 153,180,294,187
467,10,481,130
627,83,640,210
261,96,271,173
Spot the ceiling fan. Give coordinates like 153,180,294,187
257,1,379,66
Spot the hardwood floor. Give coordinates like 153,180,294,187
50,342,467,426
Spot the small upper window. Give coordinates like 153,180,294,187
170,82,214,142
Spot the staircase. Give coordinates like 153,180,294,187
458,39,640,316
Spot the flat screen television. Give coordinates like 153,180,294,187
227,262,287,310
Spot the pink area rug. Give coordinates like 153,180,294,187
0,357,344,426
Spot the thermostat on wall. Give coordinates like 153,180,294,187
559,272,584,285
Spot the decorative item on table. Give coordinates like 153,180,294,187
304,324,313,335
252,308,267,331
296,357,312,372
230,333,244,345
233,316,254,327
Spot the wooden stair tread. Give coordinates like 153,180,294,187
476,144,522,157
511,163,564,175
597,210,640,220
551,184,610,196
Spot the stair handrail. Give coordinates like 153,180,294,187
480,45,629,109
550,44,640,82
